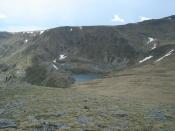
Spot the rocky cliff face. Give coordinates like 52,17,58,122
32,26,139,72
0,15,175,87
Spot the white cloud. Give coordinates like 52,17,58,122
112,15,125,23
0,14,7,19
0,0,82,31
140,16,151,22
0,0,80,20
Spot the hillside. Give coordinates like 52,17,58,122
0,15,175,130
0,15,175,88
0,47,175,130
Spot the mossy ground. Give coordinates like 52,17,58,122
0,56,175,130
0,84,174,130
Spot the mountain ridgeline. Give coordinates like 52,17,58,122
0,15,175,87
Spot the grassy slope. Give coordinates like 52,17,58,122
74,54,175,104
0,54,175,130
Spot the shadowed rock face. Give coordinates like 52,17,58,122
0,15,175,87
34,27,138,72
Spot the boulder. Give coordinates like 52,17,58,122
0,119,17,129
0,64,9,72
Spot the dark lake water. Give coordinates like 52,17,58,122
72,73,101,83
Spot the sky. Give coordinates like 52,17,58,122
0,0,175,32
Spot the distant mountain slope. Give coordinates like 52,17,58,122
0,15,175,87
117,15,175,49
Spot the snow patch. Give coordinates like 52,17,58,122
10,32,17,34
156,49,174,62
152,43,157,50
59,54,67,60
79,26,83,30
139,56,153,63
25,39,28,43
147,37,155,44
168,17,172,20
70,28,73,31
53,64,58,70
53,59,56,63
40,30,44,35
26,31,34,34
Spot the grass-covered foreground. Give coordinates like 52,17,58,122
0,58,175,131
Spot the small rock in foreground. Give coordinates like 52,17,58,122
0,119,17,128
